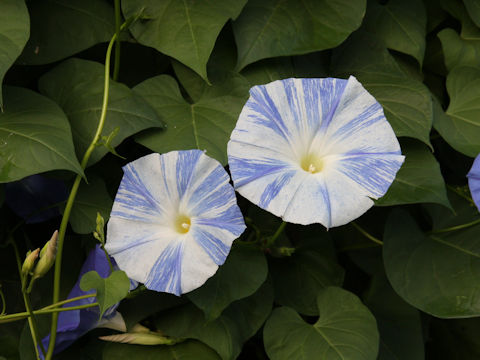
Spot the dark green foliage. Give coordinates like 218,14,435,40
2,0,480,359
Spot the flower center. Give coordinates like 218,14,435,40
300,153,324,174
175,214,191,234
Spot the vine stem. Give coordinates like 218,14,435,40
45,28,120,360
265,221,287,248
428,218,480,234
113,0,121,81
351,222,383,246
0,302,99,324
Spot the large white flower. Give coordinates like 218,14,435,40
227,76,405,228
105,150,246,295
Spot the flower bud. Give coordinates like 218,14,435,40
31,230,58,280
98,330,182,345
21,248,40,281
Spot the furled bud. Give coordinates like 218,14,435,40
98,329,182,345
21,248,40,288
31,230,58,281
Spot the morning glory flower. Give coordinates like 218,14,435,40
467,154,480,212
105,150,246,295
227,77,405,228
40,245,127,358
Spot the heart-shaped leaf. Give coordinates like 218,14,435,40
122,0,247,82
264,286,379,360
80,270,130,318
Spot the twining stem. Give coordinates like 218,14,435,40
23,293,46,358
45,26,123,360
265,221,287,248
101,245,114,273
351,222,383,246
42,293,96,310
0,294,96,323
0,302,99,324
113,0,121,81
429,218,480,234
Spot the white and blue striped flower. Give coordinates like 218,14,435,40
468,154,480,212
227,76,405,228
105,150,246,295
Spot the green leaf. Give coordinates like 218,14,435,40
439,65,480,157
122,0,247,82
364,0,426,65
0,87,83,182
365,273,424,360
441,0,480,40
0,0,29,109
133,73,249,165
376,139,450,208
464,0,480,27
332,31,433,146
17,0,115,65
63,176,113,234
38,58,163,166
438,28,480,71
156,281,273,360
80,270,130,319
269,236,344,316
264,287,379,360
103,340,220,360
384,209,480,318
188,242,267,321
232,0,366,70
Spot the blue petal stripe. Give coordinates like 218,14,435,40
248,85,290,140
318,78,348,133
114,165,163,219
176,150,202,197
193,228,231,265
319,178,332,229
259,170,296,208
145,243,183,295
300,79,323,131
330,102,384,141
195,205,246,236
338,155,403,197
230,156,288,188
188,166,230,214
